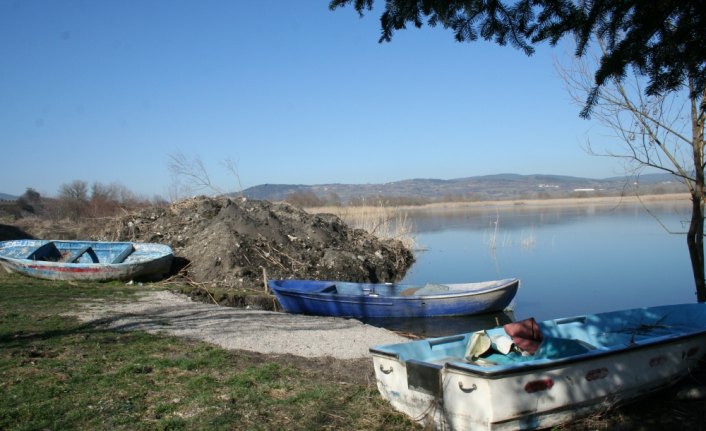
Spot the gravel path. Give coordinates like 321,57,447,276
72,290,408,359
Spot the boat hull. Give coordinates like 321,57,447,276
371,303,706,430
268,279,519,318
0,240,174,282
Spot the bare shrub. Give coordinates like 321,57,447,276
285,191,323,207
57,180,89,220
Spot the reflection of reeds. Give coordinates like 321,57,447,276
307,205,417,249
519,229,536,249
484,215,536,251
487,214,499,250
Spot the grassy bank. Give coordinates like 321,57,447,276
4,271,706,430
0,272,415,431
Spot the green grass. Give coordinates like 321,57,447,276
0,272,416,430
4,272,706,430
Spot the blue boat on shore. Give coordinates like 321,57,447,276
267,278,519,318
0,239,174,282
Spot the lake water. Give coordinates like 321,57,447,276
368,199,697,337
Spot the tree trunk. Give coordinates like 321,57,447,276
688,84,706,302
687,193,706,302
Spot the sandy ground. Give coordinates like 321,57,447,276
70,289,407,360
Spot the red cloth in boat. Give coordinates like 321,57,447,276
503,318,543,354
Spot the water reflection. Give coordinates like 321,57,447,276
362,310,515,338
405,200,691,234
395,199,695,332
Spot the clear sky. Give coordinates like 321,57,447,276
1,0,627,199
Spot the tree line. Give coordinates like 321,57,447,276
2,181,166,221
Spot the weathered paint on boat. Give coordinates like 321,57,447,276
267,278,519,318
0,239,174,281
370,303,706,430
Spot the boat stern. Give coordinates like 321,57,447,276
371,349,445,427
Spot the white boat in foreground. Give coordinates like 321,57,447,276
370,303,706,430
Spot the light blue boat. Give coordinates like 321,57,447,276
371,303,706,430
0,239,174,281
267,278,519,318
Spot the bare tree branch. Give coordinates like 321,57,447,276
167,151,222,196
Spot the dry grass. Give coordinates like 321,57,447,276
307,205,416,249
414,192,690,212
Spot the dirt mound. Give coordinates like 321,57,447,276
98,196,414,294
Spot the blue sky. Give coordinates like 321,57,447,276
1,0,625,199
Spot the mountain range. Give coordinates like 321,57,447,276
240,173,682,203
0,173,683,204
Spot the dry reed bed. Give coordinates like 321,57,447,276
307,193,690,252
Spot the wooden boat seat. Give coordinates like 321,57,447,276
398,285,447,296
28,242,62,262
67,245,99,263
414,284,450,295
400,287,419,296
111,244,134,264
428,356,464,366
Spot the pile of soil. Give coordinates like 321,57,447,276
94,196,414,303
1,197,414,308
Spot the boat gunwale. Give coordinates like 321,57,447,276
270,278,519,301
0,240,173,267
1,253,173,268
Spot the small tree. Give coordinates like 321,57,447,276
88,182,121,218
285,191,323,207
558,44,706,300
58,180,88,220
17,188,42,214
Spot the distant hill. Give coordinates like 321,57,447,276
0,192,17,201
240,173,683,203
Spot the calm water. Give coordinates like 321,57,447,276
372,200,696,336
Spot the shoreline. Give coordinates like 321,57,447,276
308,193,691,214
416,192,691,211
70,290,408,360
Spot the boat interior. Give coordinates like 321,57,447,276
374,306,706,370
27,241,135,264
316,282,452,297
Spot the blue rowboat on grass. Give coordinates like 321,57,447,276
267,278,519,318
0,239,174,282
370,302,706,430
